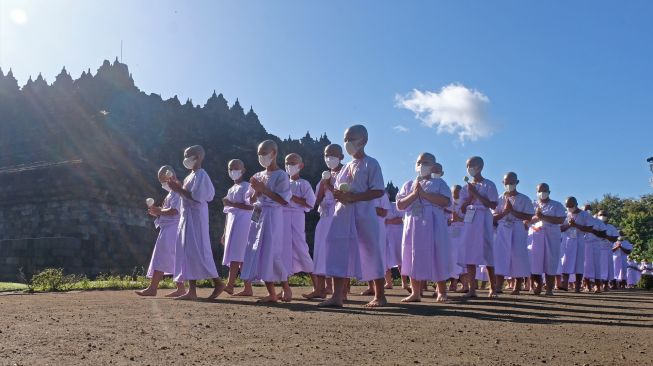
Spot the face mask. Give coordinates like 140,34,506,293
567,206,576,213
537,192,549,200
161,183,171,192
431,173,442,179
258,153,274,168
618,236,625,241
229,170,242,181
286,164,300,177
344,140,360,156
415,164,431,178
598,215,607,222
325,156,340,169
467,167,478,177
183,157,196,170
504,184,516,192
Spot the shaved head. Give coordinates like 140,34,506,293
503,172,518,185
433,162,443,175
285,153,303,165
536,183,550,193
565,196,578,208
157,165,175,182
324,144,344,159
344,124,368,146
228,159,244,170
184,145,205,160
258,140,278,155
417,152,436,165
467,156,484,169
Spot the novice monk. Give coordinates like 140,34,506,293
221,159,254,296
458,156,499,298
597,210,619,291
385,195,405,290
240,140,292,303
361,193,390,296
136,165,186,297
492,172,534,295
582,204,608,293
528,183,566,296
167,145,225,300
612,231,633,289
626,256,641,288
396,153,452,302
283,153,317,295
446,185,469,293
559,197,593,292
303,144,344,299
319,125,387,308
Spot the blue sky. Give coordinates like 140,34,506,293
1,0,652,204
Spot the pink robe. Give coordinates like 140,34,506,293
283,177,316,274
385,202,403,269
528,199,565,275
446,200,466,277
397,178,452,282
173,169,219,282
493,192,534,278
313,173,337,276
147,191,181,277
626,259,641,286
583,217,607,280
221,182,252,265
324,156,385,281
457,179,499,267
375,194,390,271
241,169,292,282
560,210,591,275
603,224,619,281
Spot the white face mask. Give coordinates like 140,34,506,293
567,206,576,213
618,236,625,241
467,167,478,177
415,164,431,178
431,173,442,179
161,183,171,192
229,170,242,181
183,157,196,170
258,153,274,168
504,184,516,192
598,215,607,222
286,164,300,177
537,192,549,200
344,140,360,156
325,156,340,169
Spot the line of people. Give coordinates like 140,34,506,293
136,124,646,307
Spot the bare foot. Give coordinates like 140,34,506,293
317,297,343,308
233,288,253,297
135,288,157,297
544,290,554,296
364,297,388,308
533,286,542,296
384,283,393,289
223,285,234,295
510,289,521,295
402,285,412,294
435,294,449,303
488,290,498,299
325,288,334,295
359,288,374,296
256,295,278,303
207,282,225,300
401,293,421,303
302,291,326,300
174,291,198,301
462,290,477,298
164,289,186,298
281,289,292,302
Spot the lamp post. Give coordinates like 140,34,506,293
648,157,653,187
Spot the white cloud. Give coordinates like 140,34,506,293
393,124,409,133
395,84,493,142
10,9,28,25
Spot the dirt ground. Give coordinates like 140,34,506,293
1,286,651,366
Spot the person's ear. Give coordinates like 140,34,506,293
516,180,520,185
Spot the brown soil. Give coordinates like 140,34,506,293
1,287,651,365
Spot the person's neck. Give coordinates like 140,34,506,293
332,164,343,173
353,150,366,159
507,190,518,196
234,178,243,184
290,174,300,180
571,207,580,214
266,163,278,172
472,174,484,182
192,166,201,172
540,198,550,203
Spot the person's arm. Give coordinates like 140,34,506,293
315,180,327,208
397,183,419,211
540,213,565,225
419,190,450,208
467,183,497,210
167,179,197,202
376,207,388,218
385,217,403,225
230,202,254,211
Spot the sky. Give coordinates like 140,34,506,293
1,0,652,204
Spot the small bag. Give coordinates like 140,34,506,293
464,206,476,223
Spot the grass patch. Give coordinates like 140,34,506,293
0,282,28,292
